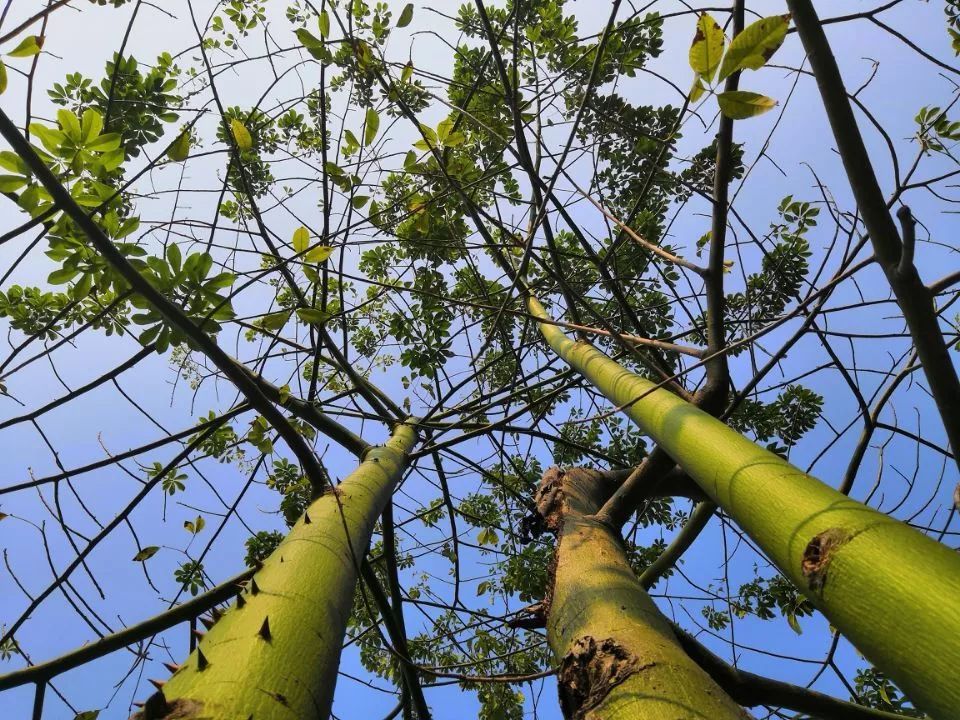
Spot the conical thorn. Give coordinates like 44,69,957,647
258,616,271,641
303,511,311,525
200,615,215,630
197,646,209,671
149,678,166,691
162,662,180,675
192,628,206,641
250,578,260,595
236,592,246,608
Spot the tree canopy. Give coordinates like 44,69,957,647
0,1,958,719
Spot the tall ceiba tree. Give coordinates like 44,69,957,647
0,1,957,719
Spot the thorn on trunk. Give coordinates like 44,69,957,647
149,678,166,691
250,578,260,595
197,646,209,671
236,592,246,608
192,628,206,641
200,615,216,630
162,662,180,675
303,511,311,524
258,616,271,641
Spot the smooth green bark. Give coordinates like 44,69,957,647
530,296,960,719
540,467,746,720
137,424,417,720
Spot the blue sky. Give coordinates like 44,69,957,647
1,1,958,718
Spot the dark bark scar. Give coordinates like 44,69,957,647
801,527,851,592
558,636,646,719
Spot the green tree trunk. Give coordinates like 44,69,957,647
537,467,747,720
529,296,960,719
136,424,417,720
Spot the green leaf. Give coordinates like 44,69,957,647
476,526,499,547
8,35,43,58
296,307,330,325
401,61,414,83
318,11,330,38
48,267,79,284
689,14,725,82
716,90,776,119
80,109,103,143
167,131,191,162
166,242,182,273
86,133,122,152
230,118,253,151
351,195,369,209
292,225,310,253
718,14,791,82
786,611,802,635
305,245,333,263
0,60,8,95
278,384,291,404
132,546,159,562
57,109,81,142
296,27,325,60
0,174,26,193
74,712,101,720
364,107,380,146
397,3,414,28
259,310,289,332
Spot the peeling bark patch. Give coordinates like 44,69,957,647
558,636,644,719
802,528,850,592
535,467,567,533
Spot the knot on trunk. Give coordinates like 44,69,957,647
558,636,644,719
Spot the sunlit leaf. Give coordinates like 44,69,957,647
167,131,191,162
292,225,310,253
297,307,330,325
57,109,81,141
0,60,8,95
305,245,334,263
230,118,253,151
717,90,776,119
8,35,43,58
86,133,122,152
689,14,725,83
718,14,791,81
364,107,380,146
690,77,707,102
318,11,330,38
132,546,159,562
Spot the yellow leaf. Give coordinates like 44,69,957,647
718,14,791,82
689,14,725,83
230,118,253,151
8,35,43,58
0,60,7,95
305,245,334,263
690,77,707,103
167,131,191,162
717,90,776,120
292,225,310,253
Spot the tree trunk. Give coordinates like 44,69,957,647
529,296,960,718
536,467,747,720
135,424,417,720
